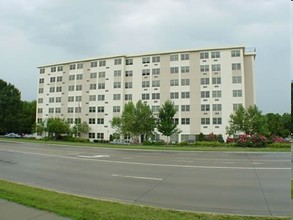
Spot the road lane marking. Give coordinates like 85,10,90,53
78,155,110,158
1,150,290,170
112,174,163,181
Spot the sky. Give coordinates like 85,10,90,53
0,0,290,114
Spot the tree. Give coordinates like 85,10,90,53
266,113,291,137
0,79,22,134
72,120,90,137
157,100,180,144
226,105,267,136
19,100,36,134
47,118,71,140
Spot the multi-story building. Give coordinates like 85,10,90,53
36,46,256,142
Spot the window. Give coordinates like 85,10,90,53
170,92,179,99
201,104,210,111
75,107,81,113
97,118,104,124
211,51,220,58
49,87,55,93
99,72,105,78
114,70,121,77
89,118,96,124
201,78,210,85
142,81,150,88
152,56,160,63
69,64,76,70
88,133,95,139
213,104,222,111
69,75,75,81
181,105,190,112
200,52,209,59
99,60,106,67
57,76,62,82
113,82,121,88
38,98,43,103
49,108,54,113
125,94,132,100
90,72,97,79
181,118,190,125
39,78,44,84
233,103,242,111
68,107,74,113
37,118,43,124
97,133,104,139
49,97,54,103
125,71,133,77
37,108,43,113
212,64,221,72
57,66,63,72
181,66,190,73
113,106,120,112
125,82,133,89
213,118,222,125
50,77,55,82
89,95,96,101
126,59,133,65
181,53,189,60
152,106,160,113
232,76,242,84
152,80,160,87
170,67,179,74
201,118,210,125
173,118,179,125
170,79,179,86
152,93,160,99
181,79,190,86
39,88,43,93
91,61,97,68
98,83,105,89
97,106,104,112
55,108,61,113
201,91,210,98
114,58,122,65
67,118,74,124
89,107,96,113
113,94,121,100
212,90,221,98
142,93,150,100
152,68,160,75
40,68,45,74
75,96,82,102
77,63,83,69
231,50,241,57
212,77,221,84
76,74,83,80
200,65,209,72
98,95,105,101
170,54,178,61
68,85,74,91
76,85,82,91
181,92,190,99
142,69,150,76
56,86,62,92
232,63,241,70
233,90,242,97
51,67,56,72
90,84,96,90
56,97,61,103
142,57,150,64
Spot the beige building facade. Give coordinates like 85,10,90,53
36,46,256,142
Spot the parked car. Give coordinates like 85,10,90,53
110,139,130,145
4,133,21,138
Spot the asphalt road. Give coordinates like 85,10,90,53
0,140,290,217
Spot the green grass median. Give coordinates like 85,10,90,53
0,180,289,220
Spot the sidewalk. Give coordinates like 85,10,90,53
0,199,70,220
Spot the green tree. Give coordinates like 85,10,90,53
72,120,90,137
266,113,291,137
47,118,71,140
0,79,22,134
226,105,267,136
157,100,180,144
19,100,36,134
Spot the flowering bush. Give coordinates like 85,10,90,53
271,136,287,143
226,137,235,144
236,134,267,148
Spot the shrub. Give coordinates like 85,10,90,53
236,134,267,148
178,141,188,146
226,137,235,144
205,133,218,142
197,133,205,142
143,141,153,145
267,142,290,148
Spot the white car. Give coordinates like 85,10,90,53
4,133,21,138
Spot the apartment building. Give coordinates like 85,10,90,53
36,46,256,142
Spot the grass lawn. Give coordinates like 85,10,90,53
0,179,289,220
0,138,290,152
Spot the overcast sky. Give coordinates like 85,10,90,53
0,0,290,114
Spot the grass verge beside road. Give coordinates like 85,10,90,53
0,179,289,220
0,138,290,152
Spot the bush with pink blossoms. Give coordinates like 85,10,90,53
235,134,267,148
